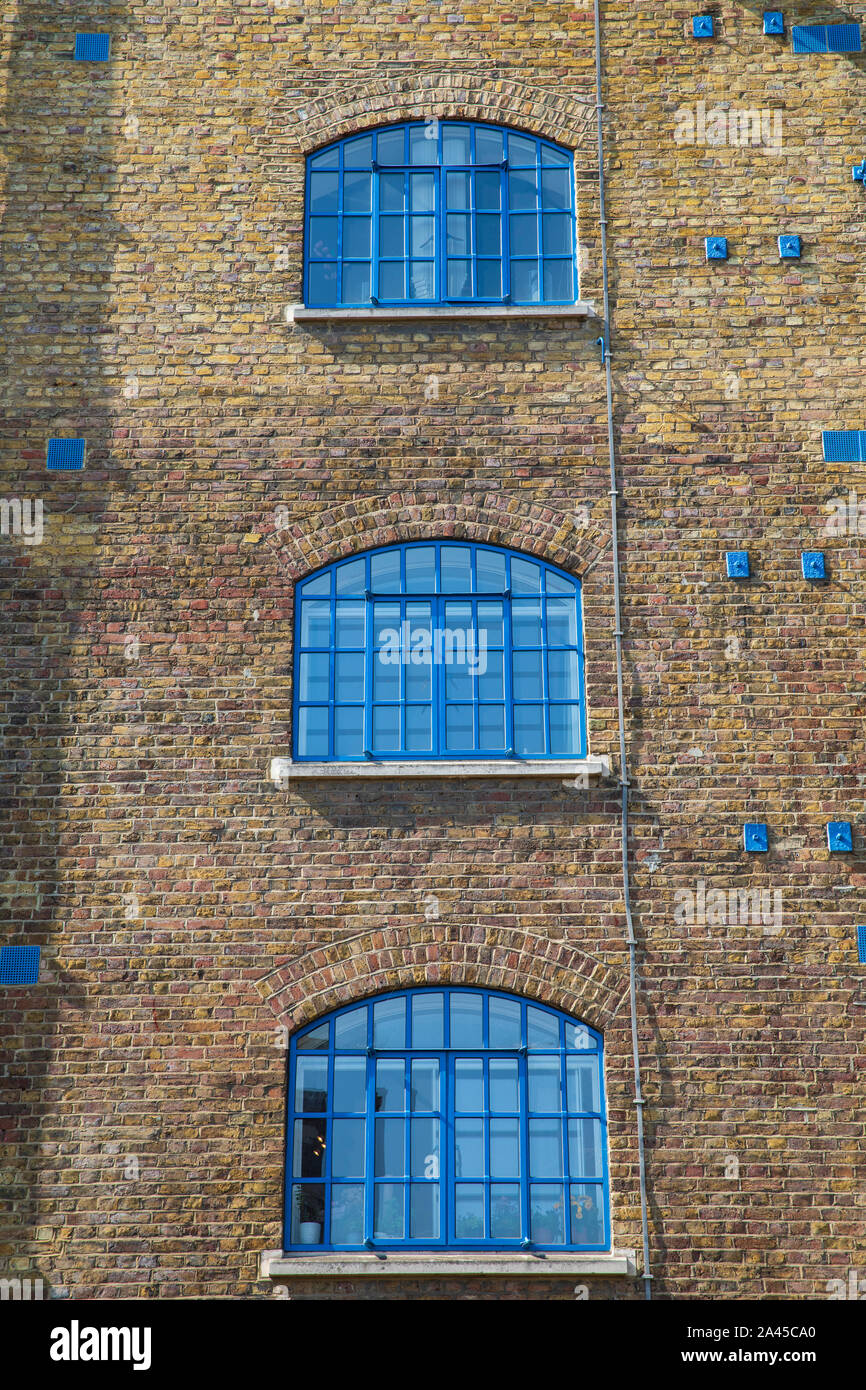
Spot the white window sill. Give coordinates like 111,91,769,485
269,756,610,784
261,1249,636,1280
288,302,599,322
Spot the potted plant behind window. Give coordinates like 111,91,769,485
297,1188,324,1245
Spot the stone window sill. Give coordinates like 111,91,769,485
288,302,599,322
261,1248,636,1280
269,756,610,783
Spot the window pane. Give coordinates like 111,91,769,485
330,1185,364,1245
566,1056,600,1113
475,127,504,163
478,705,505,750
379,216,404,256
542,213,571,256
490,1184,521,1239
411,993,445,1048
550,705,581,756
548,649,579,700
528,1055,562,1111
508,133,537,166
297,1022,329,1050
477,260,502,298
489,997,522,1050
405,705,432,751
451,993,483,1047
513,650,543,700
296,1056,328,1113
478,651,504,701
373,648,399,701
530,1118,563,1178
335,557,365,594
373,602,400,646
490,1118,520,1178
372,705,400,750
570,1185,604,1245
344,134,373,167
541,143,570,167
374,997,406,1049
309,216,338,258
374,1183,405,1239
409,173,434,211
332,1119,365,1178
475,171,500,210
409,124,436,164
310,146,339,170
543,259,572,302
455,1185,485,1239
477,599,504,642
292,1184,325,1243
476,215,502,255
300,599,330,647
511,599,543,646
446,171,470,208
509,214,537,255
447,259,472,297
568,1118,603,1180
514,704,544,756
410,216,435,256
454,1057,484,1112
309,172,338,212
527,1005,559,1048
333,1056,367,1112
377,128,405,164
335,600,365,647
342,262,371,303
410,1058,440,1112
308,262,338,304
455,1118,484,1178
371,550,401,592
541,168,570,209
445,660,472,702
510,259,540,303
508,170,537,210
334,706,363,758
375,1058,405,1111
334,651,364,703
447,214,470,255
530,1185,566,1244
566,1021,595,1051
380,172,405,211
343,216,371,258
293,1119,326,1177
334,1006,367,1049
301,572,331,597
442,124,471,164
445,704,473,750
408,261,434,299
298,706,329,757
489,1058,520,1112
546,596,578,644
375,1118,405,1177
344,172,371,212
410,1183,440,1239
378,261,404,300
410,1118,440,1179
299,652,329,702
440,546,472,592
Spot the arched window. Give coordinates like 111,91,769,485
286,988,608,1251
293,541,586,761
305,121,577,307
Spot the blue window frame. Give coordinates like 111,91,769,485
304,121,577,307
285,988,609,1252
293,541,587,761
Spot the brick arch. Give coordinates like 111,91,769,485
271,72,598,163
266,490,610,586
255,926,628,1037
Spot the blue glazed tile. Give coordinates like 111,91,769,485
744,823,769,853
827,822,853,853
726,551,750,579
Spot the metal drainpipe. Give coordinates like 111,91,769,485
593,0,653,1300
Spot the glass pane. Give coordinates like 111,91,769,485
300,600,330,647
333,1056,367,1112
373,648,399,701
373,997,406,1049
508,170,537,210
509,214,537,255
455,1118,484,1178
550,705,581,756
478,705,505,750
570,1184,604,1244
378,261,404,301
298,706,329,757
548,649,579,700
329,700,367,761
297,1022,329,1050
410,1118,440,1179
335,651,364,703
334,1006,367,1049
455,1185,485,1239
541,143,570,167
295,1056,328,1112
568,1118,603,1180
445,704,473,750
335,558,365,595
508,133,537,166
511,599,543,646
405,705,432,751
528,1055,562,1111
404,547,435,593
543,259,572,302
411,1058,439,1112
489,1058,520,1113
408,261,434,299
541,168,571,209
450,993,483,1047
476,214,501,254
376,128,405,164
335,600,364,647
567,1056,600,1113
410,1183,440,1239
343,216,371,258
379,216,404,257
409,173,434,212
490,1184,521,1239
374,1118,405,1177
546,596,578,645
343,171,371,212
446,214,470,255
454,1057,483,1112
380,172,405,211
514,704,545,756
292,1184,324,1243
375,1058,405,1111
530,1118,563,1178
510,259,540,303
477,260,501,298
332,1119,365,1178
372,705,400,751
309,172,338,213
475,127,504,163
408,124,436,164
489,997,522,1049
440,546,471,592
442,124,471,164
374,1183,405,1239
475,170,500,210
330,1185,363,1245
478,652,504,701
513,650,543,700
542,213,571,256
490,1117,520,1179
411,993,445,1048
511,557,542,595
527,1005,560,1048
293,1118,326,1177
344,135,373,167
566,1021,595,1051
301,572,331,597
446,171,470,208
447,259,471,297
477,601,504,645
371,550,401,593
476,550,506,593
309,216,338,258
410,216,435,256
445,659,472,702
342,261,371,303
530,1185,566,1245
310,146,339,170
308,262,338,304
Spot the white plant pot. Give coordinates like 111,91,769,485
299,1221,322,1245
